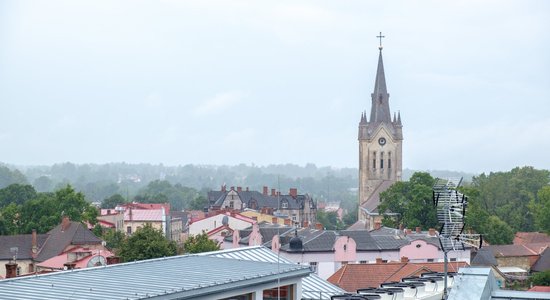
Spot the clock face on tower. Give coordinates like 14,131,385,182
378,137,386,146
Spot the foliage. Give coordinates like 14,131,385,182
342,206,358,227
118,223,177,261
0,184,98,234
530,270,550,286
0,184,37,207
471,167,549,232
378,172,437,229
188,195,209,210
101,193,127,209
136,180,200,211
316,210,345,230
0,166,27,189
102,228,126,252
530,186,550,234
183,231,221,254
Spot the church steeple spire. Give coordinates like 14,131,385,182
369,34,391,124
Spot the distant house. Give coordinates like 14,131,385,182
484,243,549,272
188,210,257,245
207,185,317,227
513,232,550,245
0,217,108,278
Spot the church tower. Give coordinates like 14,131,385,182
358,35,403,229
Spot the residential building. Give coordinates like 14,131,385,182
357,43,403,230
513,232,550,245
0,217,107,278
188,210,256,245
208,186,317,227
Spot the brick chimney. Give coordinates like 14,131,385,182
106,256,121,265
237,186,242,192
271,189,276,196
406,228,412,235
429,228,436,237
303,220,309,228
272,217,278,224
374,221,382,230
284,218,291,226
289,188,297,198
315,223,323,230
376,258,383,264
221,185,226,192
61,216,70,232
63,262,76,270
5,263,17,278
263,186,268,195
416,227,421,234
401,256,409,263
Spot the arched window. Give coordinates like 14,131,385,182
380,152,384,169
388,152,392,169
372,151,377,169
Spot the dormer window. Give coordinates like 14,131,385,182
281,200,289,209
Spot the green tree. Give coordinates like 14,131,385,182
0,184,37,207
118,223,177,261
0,166,27,189
102,228,126,252
101,194,126,209
183,231,221,254
530,270,550,286
378,172,437,229
530,186,550,234
342,206,358,227
0,203,22,235
316,210,344,230
188,195,208,210
483,216,515,245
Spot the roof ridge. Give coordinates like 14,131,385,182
386,262,407,282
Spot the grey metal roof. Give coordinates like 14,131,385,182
0,234,48,260
208,190,314,210
201,246,346,300
0,254,310,300
471,248,498,267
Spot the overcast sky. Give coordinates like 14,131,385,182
1,0,549,173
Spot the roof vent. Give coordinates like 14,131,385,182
289,230,302,251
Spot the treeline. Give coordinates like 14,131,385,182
379,167,550,245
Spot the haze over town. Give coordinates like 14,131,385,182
1,1,549,173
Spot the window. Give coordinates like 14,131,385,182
372,152,376,169
309,262,318,272
292,214,297,221
127,226,132,234
281,200,289,209
427,259,434,262
380,159,384,169
229,201,234,209
360,260,367,264
263,285,292,300
388,158,392,169
450,258,457,262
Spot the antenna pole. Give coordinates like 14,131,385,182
443,250,448,299
277,175,281,300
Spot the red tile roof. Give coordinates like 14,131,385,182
327,261,467,292
486,244,542,257
528,286,550,293
514,232,550,245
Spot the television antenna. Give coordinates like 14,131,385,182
432,177,482,299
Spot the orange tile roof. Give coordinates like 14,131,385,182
528,286,550,293
327,261,468,292
513,232,550,245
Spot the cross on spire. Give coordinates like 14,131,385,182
377,32,385,50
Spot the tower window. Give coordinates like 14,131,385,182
388,159,392,169
380,159,384,169
372,152,376,169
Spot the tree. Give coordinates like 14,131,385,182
530,270,550,286
102,228,126,252
483,216,515,245
530,186,550,234
188,195,208,210
183,231,220,254
378,172,437,229
0,184,37,207
118,223,177,261
101,194,126,209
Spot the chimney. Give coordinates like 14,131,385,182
5,263,17,278
230,186,234,191
289,188,297,198
315,223,323,230
63,262,76,270
272,217,278,224
429,228,436,237
406,228,412,235
221,185,226,192
401,256,409,263
271,189,276,196
263,186,268,195
106,256,121,265
246,187,249,192
376,258,383,264
237,186,242,192
374,221,382,230
399,224,404,231
416,227,421,234
284,218,291,226
251,216,258,221
303,220,309,228
61,216,70,232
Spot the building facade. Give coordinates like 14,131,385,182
358,44,403,229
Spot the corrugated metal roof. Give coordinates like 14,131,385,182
0,254,310,300
201,246,346,300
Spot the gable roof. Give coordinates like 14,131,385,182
472,248,498,266
0,234,48,260
208,189,314,211
36,221,103,262
328,261,468,292
360,180,394,214
531,247,550,272
485,244,540,258
514,232,550,245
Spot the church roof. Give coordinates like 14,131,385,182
369,50,392,125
